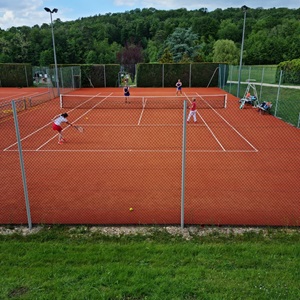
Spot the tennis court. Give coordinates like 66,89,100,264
1,87,299,226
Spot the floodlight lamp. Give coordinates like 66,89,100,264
44,7,51,13
241,5,249,11
52,8,58,13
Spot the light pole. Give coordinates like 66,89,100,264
44,7,60,96
237,5,249,98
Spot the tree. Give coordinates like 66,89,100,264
159,48,173,63
164,27,200,62
85,50,98,64
0,37,11,62
191,16,219,41
213,39,239,64
217,19,240,42
145,39,160,63
116,42,144,65
39,49,54,66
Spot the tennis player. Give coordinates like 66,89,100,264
176,79,183,96
124,85,130,103
52,113,73,144
187,98,197,123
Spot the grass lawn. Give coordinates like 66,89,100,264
0,226,299,299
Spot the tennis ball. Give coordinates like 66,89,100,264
129,208,133,211
85,117,88,119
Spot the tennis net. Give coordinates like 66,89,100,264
60,94,227,109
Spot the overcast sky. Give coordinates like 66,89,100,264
0,0,299,30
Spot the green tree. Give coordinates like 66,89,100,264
191,16,219,41
159,48,173,63
145,39,160,63
85,50,98,64
39,49,54,66
164,27,200,62
213,39,239,64
217,19,240,42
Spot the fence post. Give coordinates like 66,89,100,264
274,70,283,117
259,67,265,101
181,100,187,229
12,101,32,230
103,65,106,88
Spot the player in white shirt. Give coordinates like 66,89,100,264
52,113,73,144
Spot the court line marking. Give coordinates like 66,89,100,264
74,123,205,127
184,93,226,151
2,92,257,153
196,93,258,152
0,90,49,103
137,100,146,125
3,92,110,151
36,92,113,150
4,149,258,153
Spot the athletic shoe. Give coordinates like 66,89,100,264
61,138,67,142
58,141,63,145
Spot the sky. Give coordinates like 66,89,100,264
0,0,299,30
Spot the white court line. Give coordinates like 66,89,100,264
5,149,258,153
36,92,113,150
184,93,226,151
196,93,258,152
4,122,54,151
0,91,47,103
137,99,146,125
3,92,111,151
74,123,200,127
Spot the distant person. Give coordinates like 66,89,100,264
52,113,73,144
187,98,197,123
176,79,183,96
124,85,130,103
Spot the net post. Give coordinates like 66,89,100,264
181,100,187,229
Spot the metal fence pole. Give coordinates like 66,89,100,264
274,70,283,117
12,101,32,230
259,67,265,101
181,100,187,229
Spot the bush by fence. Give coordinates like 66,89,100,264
0,63,32,87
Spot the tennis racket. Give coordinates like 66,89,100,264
73,125,84,133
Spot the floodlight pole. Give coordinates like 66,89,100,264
44,7,60,96
237,5,249,98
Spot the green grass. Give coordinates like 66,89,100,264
223,65,300,127
228,65,278,84
0,226,300,299
224,83,300,127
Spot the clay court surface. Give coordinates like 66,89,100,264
1,87,299,226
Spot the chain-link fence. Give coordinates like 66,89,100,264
33,66,81,95
221,65,300,128
1,89,299,228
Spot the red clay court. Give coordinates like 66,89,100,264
1,87,299,226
